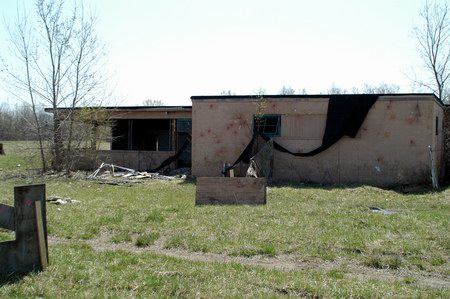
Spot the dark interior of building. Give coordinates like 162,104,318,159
111,119,171,151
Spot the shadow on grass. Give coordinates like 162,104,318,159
268,180,445,195
176,175,446,195
0,273,28,287
177,176,197,186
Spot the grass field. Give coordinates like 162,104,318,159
0,141,449,298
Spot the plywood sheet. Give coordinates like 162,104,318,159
196,177,266,205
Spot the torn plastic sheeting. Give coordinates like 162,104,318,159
368,206,398,215
147,136,191,173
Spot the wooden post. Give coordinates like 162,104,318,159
170,119,177,151
0,184,47,274
35,201,48,270
0,143,4,155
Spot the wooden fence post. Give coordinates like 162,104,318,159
0,143,4,155
0,184,47,274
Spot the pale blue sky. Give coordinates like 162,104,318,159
0,0,429,106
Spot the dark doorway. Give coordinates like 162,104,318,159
177,119,192,167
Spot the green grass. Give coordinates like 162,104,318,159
1,243,447,298
136,232,160,247
0,141,42,173
0,142,449,297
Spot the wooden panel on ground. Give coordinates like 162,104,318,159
0,184,47,275
196,177,266,205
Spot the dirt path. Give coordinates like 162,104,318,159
48,235,450,289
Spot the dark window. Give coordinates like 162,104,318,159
111,119,171,151
177,118,192,133
254,115,281,137
111,119,130,150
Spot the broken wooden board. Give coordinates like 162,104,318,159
196,177,266,205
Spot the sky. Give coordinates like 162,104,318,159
0,0,430,106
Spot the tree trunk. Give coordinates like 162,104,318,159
52,112,64,171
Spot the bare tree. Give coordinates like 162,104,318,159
220,90,235,96
362,83,400,94
255,87,266,96
2,0,110,171
0,102,52,145
413,0,450,102
142,99,165,106
298,88,308,95
326,84,348,94
279,85,295,95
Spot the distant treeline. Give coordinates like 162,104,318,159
0,103,52,141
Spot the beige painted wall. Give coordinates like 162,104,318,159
192,95,445,186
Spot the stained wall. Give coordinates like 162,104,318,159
191,95,445,186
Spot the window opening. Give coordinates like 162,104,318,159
254,115,281,137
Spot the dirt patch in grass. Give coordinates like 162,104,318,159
48,233,450,289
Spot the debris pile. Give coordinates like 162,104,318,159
88,163,191,184
47,196,81,205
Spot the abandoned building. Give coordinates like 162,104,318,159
59,105,193,170
56,93,446,187
190,94,445,187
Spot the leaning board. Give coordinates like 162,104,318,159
196,177,266,205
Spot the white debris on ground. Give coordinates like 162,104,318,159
167,167,191,177
47,196,81,205
368,206,398,215
87,163,192,185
